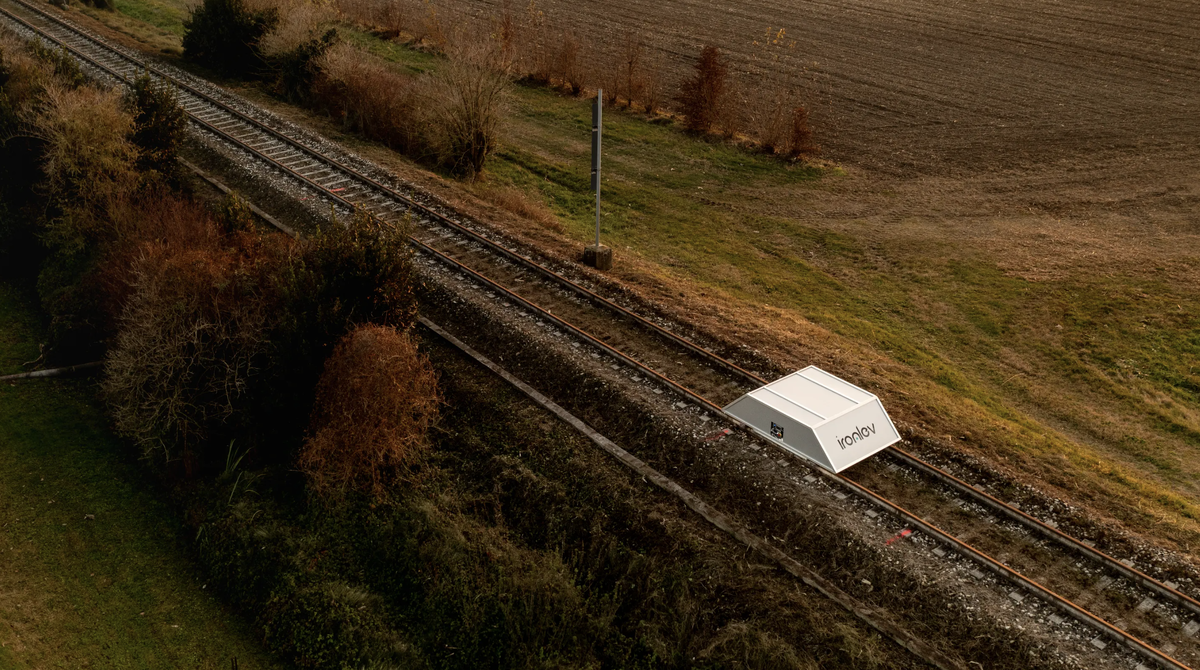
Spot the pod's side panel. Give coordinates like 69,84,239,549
725,396,830,470
815,399,901,472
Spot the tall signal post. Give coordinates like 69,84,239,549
583,90,613,270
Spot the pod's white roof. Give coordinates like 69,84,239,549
724,366,900,472
745,367,876,426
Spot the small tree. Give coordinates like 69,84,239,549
677,45,728,133
125,72,187,178
298,325,439,498
182,0,278,76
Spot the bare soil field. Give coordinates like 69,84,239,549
458,0,1200,178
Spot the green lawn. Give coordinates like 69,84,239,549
0,284,279,669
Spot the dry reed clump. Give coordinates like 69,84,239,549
298,325,440,498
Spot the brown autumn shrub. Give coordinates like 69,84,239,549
312,43,425,155
93,190,228,333
677,45,730,134
104,240,274,475
299,325,440,498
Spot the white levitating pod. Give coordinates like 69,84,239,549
723,366,900,473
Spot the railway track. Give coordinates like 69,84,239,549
1,1,1197,667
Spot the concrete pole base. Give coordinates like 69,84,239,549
583,244,613,271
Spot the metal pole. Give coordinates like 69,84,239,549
592,91,602,248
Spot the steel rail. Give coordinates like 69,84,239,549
0,3,1191,667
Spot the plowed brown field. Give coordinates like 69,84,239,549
454,0,1200,179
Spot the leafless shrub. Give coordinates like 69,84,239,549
593,45,620,106
491,6,518,74
553,30,585,95
677,45,730,134
518,0,553,84
744,27,816,156
640,46,667,115
618,31,644,109
425,41,510,178
298,325,440,498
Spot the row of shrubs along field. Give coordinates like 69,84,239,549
0,28,906,669
176,0,815,179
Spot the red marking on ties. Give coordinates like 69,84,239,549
885,529,913,546
330,187,346,192
704,428,732,442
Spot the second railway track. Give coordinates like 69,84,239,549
3,1,1199,667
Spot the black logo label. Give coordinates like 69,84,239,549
770,422,784,439
836,423,877,450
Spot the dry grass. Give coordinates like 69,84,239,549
479,185,563,232
299,325,440,498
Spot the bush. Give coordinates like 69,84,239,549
298,325,438,498
677,45,729,134
312,43,423,154
182,0,278,76
553,30,584,95
25,82,140,360
125,72,188,178
103,241,272,475
27,43,86,89
0,34,51,280
426,43,509,178
270,28,337,103
258,208,418,450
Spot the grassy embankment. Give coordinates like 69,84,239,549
75,0,1200,553
0,284,281,669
